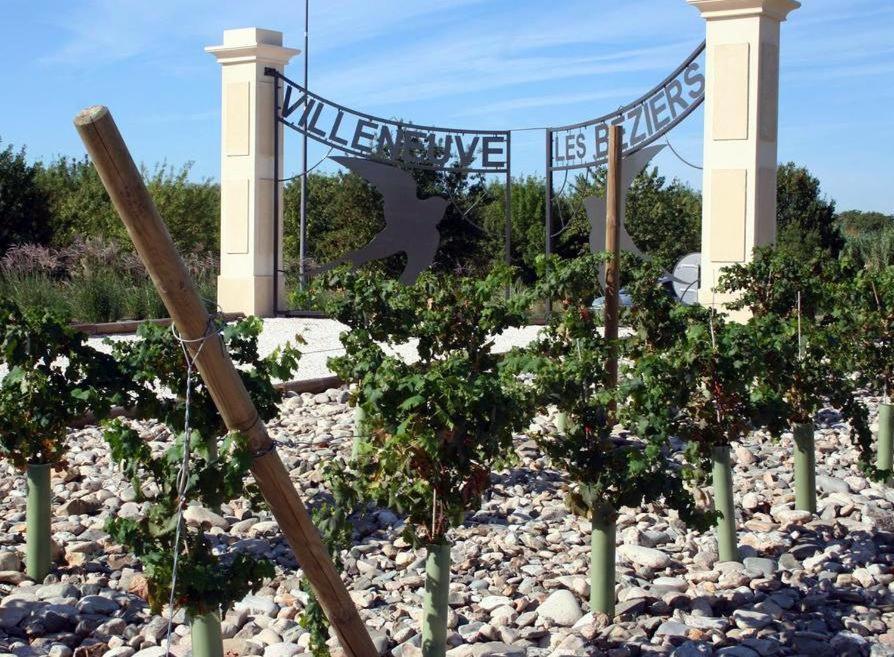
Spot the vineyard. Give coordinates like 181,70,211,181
1,230,893,657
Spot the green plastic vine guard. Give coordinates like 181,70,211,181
422,542,450,657
26,463,53,581
190,611,223,657
590,504,616,617
792,423,817,513
878,403,893,485
712,445,740,563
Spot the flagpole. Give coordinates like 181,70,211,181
298,0,309,290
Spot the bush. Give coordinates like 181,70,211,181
0,239,218,323
0,139,53,251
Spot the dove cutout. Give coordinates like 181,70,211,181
318,156,449,285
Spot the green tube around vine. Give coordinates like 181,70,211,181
792,423,817,513
190,612,224,657
422,542,451,657
711,445,739,562
26,463,53,581
878,403,893,484
590,503,616,617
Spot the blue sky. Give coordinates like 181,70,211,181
1,0,892,213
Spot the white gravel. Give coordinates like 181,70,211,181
83,318,546,383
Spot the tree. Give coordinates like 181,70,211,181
318,265,534,657
37,157,219,255
625,168,701,271
718,246,873,511
506,255,708,616
0,139,53,251
480,176,548,284
0,300,132,579
776,162,842,257
105,318,300,657
628,306,757,562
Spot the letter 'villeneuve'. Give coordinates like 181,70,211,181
549,44,706,171
277,81,510,174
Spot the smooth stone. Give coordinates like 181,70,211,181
0,552,22,572
76,595,119,615
618,544,671,569
132,648,167,657
717,648,759,657
672,642,712,657
263,644,303,657
732,609,773,630
816,475,851,494
36,584,80,601
446,643,525,657
479,596,512,612
536,589,582,627
235,595,279,617
742,557,777,578
183,505,229,530
655,620,693,638
0,606,29,629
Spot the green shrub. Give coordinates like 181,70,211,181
0,272,72,320
69,269,128,323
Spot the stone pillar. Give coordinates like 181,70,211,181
688,0,799,307
206,29,299,316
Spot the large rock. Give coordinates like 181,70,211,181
36,583,80,601
816,475,850,494
183,505,229,530
0,605,29,629
672,642,712,657
262,644,303,657
76,595,120,615
618,544,671,569
743,557,777,578
234,595,279,617
446,643,525,657
0,552,22,572
479,596,512,612
536,589,583,627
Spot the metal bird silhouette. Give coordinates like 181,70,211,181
585,144,666,258
318,156,449,285
584,144,702,300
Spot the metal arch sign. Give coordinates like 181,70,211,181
547,41,706,172
266,69,510,174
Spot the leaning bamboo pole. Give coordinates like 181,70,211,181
73,105,376,657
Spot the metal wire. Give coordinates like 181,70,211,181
163,316,223,656
277,146,335,183
663,136,703,171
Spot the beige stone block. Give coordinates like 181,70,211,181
757,166,777,241
222,179,250,254
258,80,275,159
713,43,750,141
255,179,274,274
759,42,779,141
710,169,748,262
225,81,251,156
217,275,274,317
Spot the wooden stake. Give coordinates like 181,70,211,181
604,125,622,414
73,106,376,657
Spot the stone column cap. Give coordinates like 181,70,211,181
687,0,800,21
206,27,300,65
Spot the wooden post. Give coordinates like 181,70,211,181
604,125,622,413
73,106,376,657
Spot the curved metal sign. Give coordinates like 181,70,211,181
266,69,510,174
547,41,705,172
